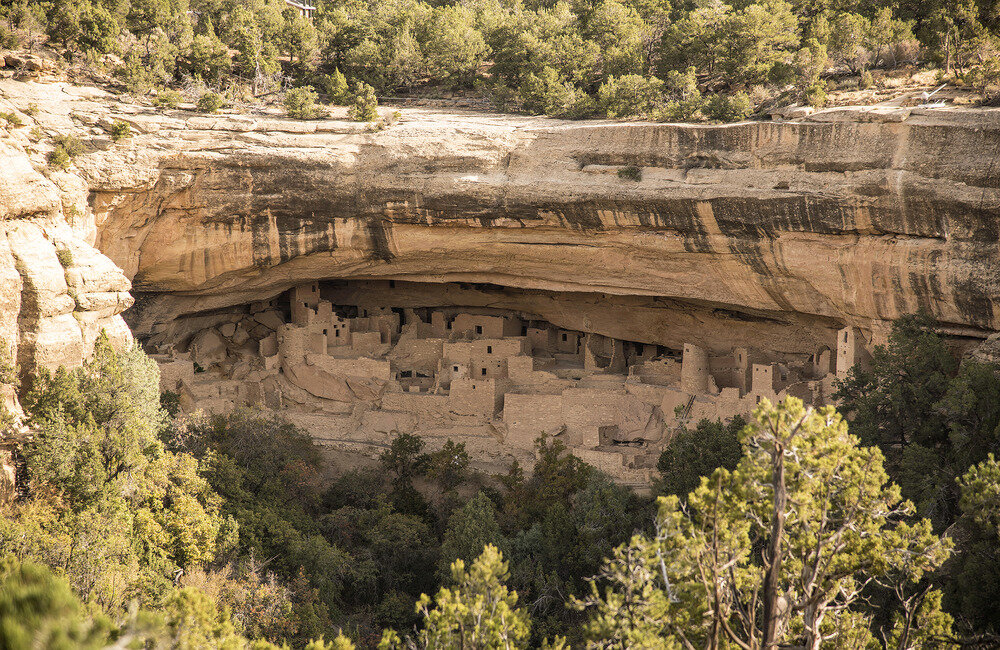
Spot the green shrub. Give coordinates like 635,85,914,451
0,111,23,128
860,69,874,89
517,66,596,119
321,69,349,105
0,556,113,650
650,97,705,122
705,91,753,122
47,146,71,169
29,127,43,141
597,74,664,118
348,82,379,122
803,81,828,108
0,25,15,49
196,91,226,114
116,52,156,95
24,103,39,117
56,248,73,267
47,135,85,169
110,120,131,141
617,165,642,182
53,135,84,157
153,90,183,109
965,59,1000,104
284,85,323,119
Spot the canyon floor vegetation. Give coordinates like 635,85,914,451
3,314,1000,647
2,0,1000,122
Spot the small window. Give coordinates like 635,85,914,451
453,366,459,372
335,330,340,338
400,370,412,378
481,368,487,376
389,280,395,288
521,325,528,336
562,333,568,342
476,325,483,335
487,346,493,354
844,332,848,342
447,322,452,330
323,329,328,335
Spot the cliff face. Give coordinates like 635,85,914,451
0,126,132,414
3,79,1000,371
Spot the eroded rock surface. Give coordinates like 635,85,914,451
2,78,1000,478
0,125,132,406
5,80,999,353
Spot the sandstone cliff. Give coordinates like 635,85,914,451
2,79,1000,376
0,85,133,416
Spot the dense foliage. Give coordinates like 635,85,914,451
579,397,951,649
835,312,1000,638
4,0,1000,121
655,415,745,499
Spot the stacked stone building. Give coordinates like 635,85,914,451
155,281,870,486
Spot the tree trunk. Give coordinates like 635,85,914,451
944,34,952,76
762,441,786,649
803,604,823,650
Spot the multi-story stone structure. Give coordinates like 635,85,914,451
154,281,863,486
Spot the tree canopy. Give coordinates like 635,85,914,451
4,0,1000,121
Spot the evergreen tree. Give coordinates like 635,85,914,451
578,398,951,649
438,491,507,580
413,545,531,650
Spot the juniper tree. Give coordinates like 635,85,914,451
578,398,951,650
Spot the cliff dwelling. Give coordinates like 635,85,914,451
146,278,868,485
4,80,1000,487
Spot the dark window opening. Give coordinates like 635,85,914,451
389,280,396,288
562,333,567,342
476,325,483,335
323,329,327,335
447,321,452,330
487,346,493,354
453,366,459,372
400,370,412,378
481,368,487,376
335,330,340,337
